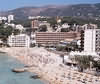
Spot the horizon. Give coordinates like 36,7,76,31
0,0,100,11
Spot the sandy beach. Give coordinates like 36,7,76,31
1,47,100,84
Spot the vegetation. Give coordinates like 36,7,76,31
13,20,31,27
0,24,20,42
12,16,100,29
56,45,66,51
71,55,100,73
61,16,100,27
61,28,69,32
73,55,100,72
60,54,65,63
92,60,100,71
74,55,94,72
56,42,79,52
46,17,57,26
39,25,47,32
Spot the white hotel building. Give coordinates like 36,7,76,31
84,29,100,53
8,34,30,47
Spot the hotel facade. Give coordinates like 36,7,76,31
8,34,30,47
83,29,100,53
36,32,80,45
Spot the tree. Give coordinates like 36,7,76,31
56,45,66,51
61,28,69,32
0,26,13,37
47,17,57,26
92,60,100,71
60,54,65,63
39,25,47,32
0,26,20,42
13,20,31,27
74,55,93,72
13,29,20,35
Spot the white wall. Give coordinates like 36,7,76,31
8,34,30,48
84,29,96,52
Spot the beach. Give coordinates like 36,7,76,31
0,51,44,84
1,47,100,84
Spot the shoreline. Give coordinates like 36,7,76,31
0,48,50,84
0,47,58,84
1,47,100,84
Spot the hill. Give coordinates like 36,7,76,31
0,3,100,20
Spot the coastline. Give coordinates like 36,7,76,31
0,48,50,84
1,47,100,84
0,47,59,84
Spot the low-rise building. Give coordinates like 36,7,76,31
16,24,24,31
82,24,97,30
8,15,14,23
31,20,53,32
73,24,97,32
8,34,30,47
62,23,70,28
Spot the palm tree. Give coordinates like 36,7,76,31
74,55,93,72
60,54,65,63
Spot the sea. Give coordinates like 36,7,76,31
0,53,44,84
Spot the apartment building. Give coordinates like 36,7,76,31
31,20,39,29
36,32,80,45
83,29,100,53
82,24,97,30
74,24,97,32
8,34,30,47
8,15,14,23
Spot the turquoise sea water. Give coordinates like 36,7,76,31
0,53,44,84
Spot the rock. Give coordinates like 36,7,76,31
30,75,41,79
12,68,27,73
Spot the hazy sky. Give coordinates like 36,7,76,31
0,0,100,10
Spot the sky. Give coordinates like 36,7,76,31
0,0,100,11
